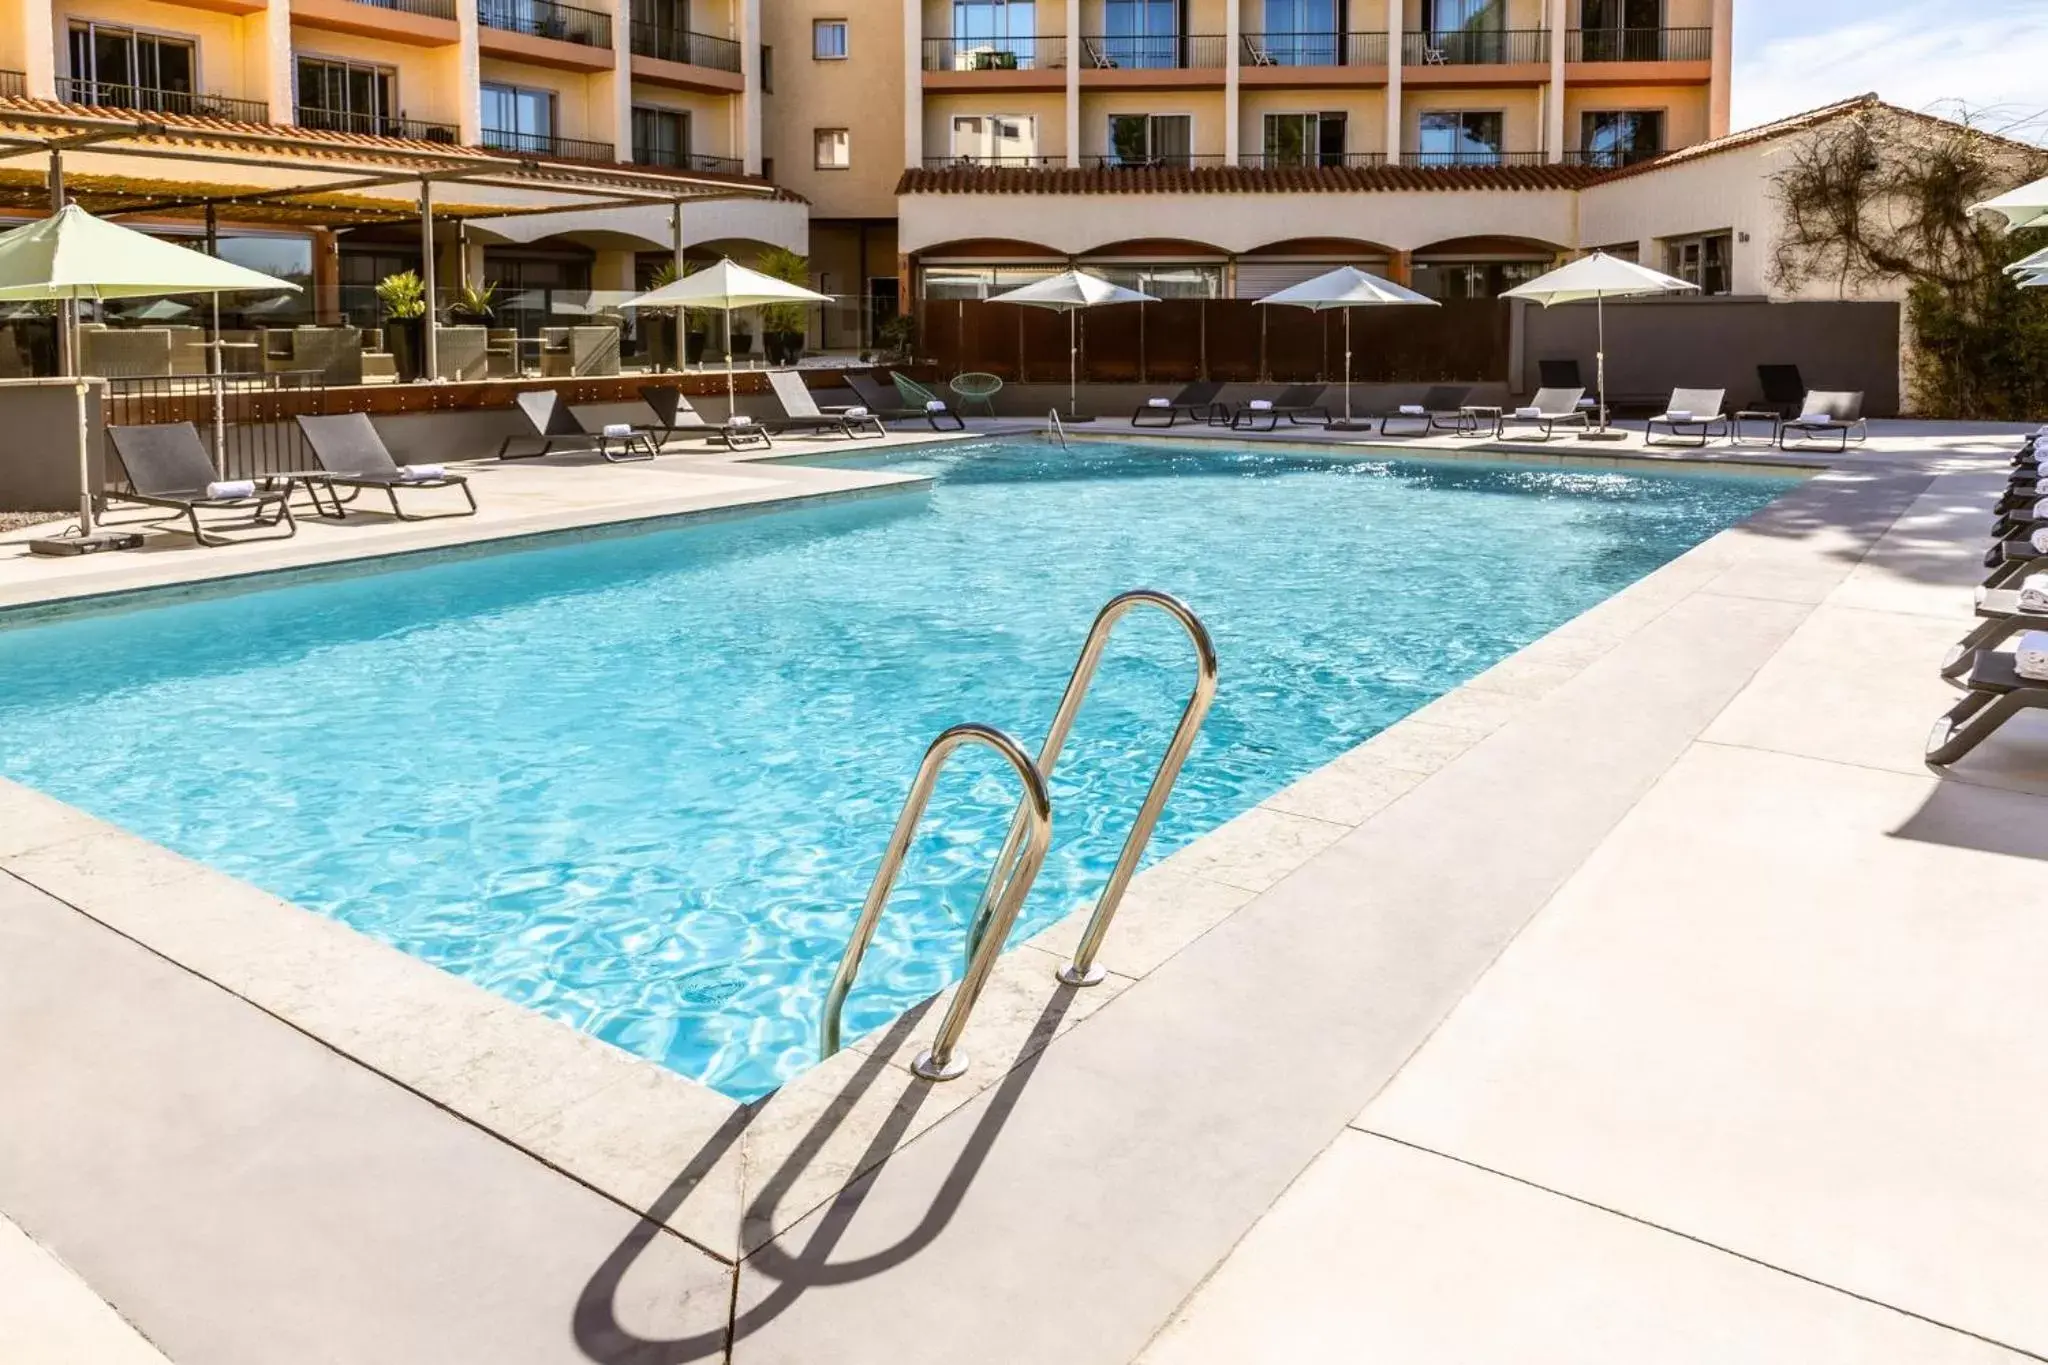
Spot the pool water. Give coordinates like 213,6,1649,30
0,442,1792,1099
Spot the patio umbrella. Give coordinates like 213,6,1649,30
622,258,833,420
1503,251,1697,437
125,297,194,321
1973,175,2048,233
1253,266,1438,429
0,204,299,540
986,270,1158,422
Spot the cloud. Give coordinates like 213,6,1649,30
1734,8,2048,140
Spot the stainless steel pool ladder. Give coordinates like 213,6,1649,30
1045,409,1068,448
818,590,1218,1082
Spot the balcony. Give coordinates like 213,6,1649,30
1083,153,1228,169
296,105,459,143
1402,149,1549,166
291,0,460,46
630,146,744,174
1400,29,1549,65
1562,146,1664,169
344,0,455,19
481,128,615,162
630,24,741,71
1239,151,1389,168
56,79,271,123
0,71,23,99
479,0,611,49
1241,32,1387,67
922,154,1065,169
1568,27,1711,62
1076,34,1227,71
921,36,1067,71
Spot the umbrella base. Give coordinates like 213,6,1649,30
1324,420,1376,432
1059,413,1097,423
29,530,144,557
1575,429,1630,443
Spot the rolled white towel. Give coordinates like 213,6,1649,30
397,464,444,482
844,406,871,418
1514,406,1543,419
1249,399,1274,411
2019,630,2048,682
727,414,755,427
1147,397,1173,408
1663,410,1693,422
1398,404,1427,416
602,422,635,438
2032,526,2048,555
926,399,949,413
2021,572,2048,615
205,479,255,500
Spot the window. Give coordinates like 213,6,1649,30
1411,258,1546,300
1424,0,1503,60
1094,264,1223,298
1106,113,1191,168
295,56,398,136
761,156,774,181
1102,0,1182,69
1665,231,1732,295
760,44,773,91
814,127,850,168
1579,0,1663,61
813,20,848,59
66,22,195,111
1414,110,1503,164
951,114,1039,164
953,0,1037,66
1579,110,1662,167
481,82,556,152
632,106,690,168
1262,111,1346,167
1261,0,1337,65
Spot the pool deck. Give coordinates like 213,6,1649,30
6,416,2048,1362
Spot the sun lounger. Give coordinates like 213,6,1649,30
1500,387,1589,441
1755,364,1806,417
1230,385,1330,431
292,413,476,520
847,372,965,430
1778,391,1867,452
1378,386,1474,437
765,369,886,438
105,422,296,547
1132,381,1226,427
1927,648,2048,765
637,384,711,445
1643,388,1730,448
495,389,657,462
1940,583,2048,680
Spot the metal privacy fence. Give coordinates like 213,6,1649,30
103,374,331,484
915,299,1512,385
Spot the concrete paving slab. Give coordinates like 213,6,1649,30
1139,1133,2028,1365
0,1214,173,1365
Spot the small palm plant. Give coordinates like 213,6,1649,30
375,270,426,319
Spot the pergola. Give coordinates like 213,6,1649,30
0,101,779,377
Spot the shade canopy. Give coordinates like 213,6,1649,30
0,204,301,301
1501,251,1698,306
1973,176,2048,234
621,257,832,311
1252,265,1437,310
987,269,1158,310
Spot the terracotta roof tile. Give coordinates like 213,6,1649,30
896,162,1607,196
1587,93,1885,186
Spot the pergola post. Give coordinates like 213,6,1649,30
419,178,437,382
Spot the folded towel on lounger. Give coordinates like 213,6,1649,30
1248,400,1274,411
602,423,635,438
1663,410,1693,422
1147,398,1173,408
205,480,255,500
1514,406,1543,419
727,415,755,426
1399,404,1427,416
2032,526,2048,555
2021,572,2048,615
2019,630,2048,682
397,464,444,482
845,406,871,419
927,400,949,412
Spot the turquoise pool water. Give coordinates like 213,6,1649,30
0,442,1792,1099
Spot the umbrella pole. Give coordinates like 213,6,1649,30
210,292,224,476
1068,307,1077,419
1596,290,1608,432
74,377,93,537
1344,308,1353,425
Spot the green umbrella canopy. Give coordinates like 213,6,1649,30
0,204,300,301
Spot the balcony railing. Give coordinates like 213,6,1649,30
343,0,457,20
1083,153,1229,169
1568,26,1711,62
631,146,744,173
0,70,23,99
1402,149,1549,166
481,128,615,161
1241,32,1388,66
56,79,271,122
1562,146,1664,169
921,36,1067,71
1401,29,1549,64
1240,151,1389,168
923,154,1066,169
630,24,743,70
1076,34,1227,70
478,0,611,48
296,105,460,143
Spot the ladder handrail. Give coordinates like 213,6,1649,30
966,589,1219,987
1046,408,1067,448
819,722,1053,1081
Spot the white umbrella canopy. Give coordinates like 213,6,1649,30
2004,245,2048,277
987,269,1159,420
622,258,834,418
1503,251,1698,433
1255,266,1438,427
1973,176,2048,234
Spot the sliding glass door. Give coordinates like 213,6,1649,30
1260,0,1338,65
1425,0,1503,62
1102,0,1181,69
1579,0,1663,60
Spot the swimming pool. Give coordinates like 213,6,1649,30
0,441,1793,1099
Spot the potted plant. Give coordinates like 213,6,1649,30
449,280,497,326
684,310,710,364
877,313,917,365
727,315,754,361
755,246,812,366
376,269,427,382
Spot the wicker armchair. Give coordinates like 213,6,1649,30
539,324,622,377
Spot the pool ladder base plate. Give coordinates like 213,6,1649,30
1056,960,1108,988
911,1048,970,1082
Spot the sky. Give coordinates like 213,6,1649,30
1733,0,2048,140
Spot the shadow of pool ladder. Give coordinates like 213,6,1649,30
819,589,1219,1082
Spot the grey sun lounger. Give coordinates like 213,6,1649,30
636,384,712,444
1940,587,2048,681
846,372,964,430
1927,650,2048,765
1230,385,1330,431
765,369,886,439
1378,386,1474,437
105,422,297,547
496,389,657,462
1132,381,1226,427
1500,387,1590,441
1778,392,1867,452
1643,388,1731,447
293,412,476,520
